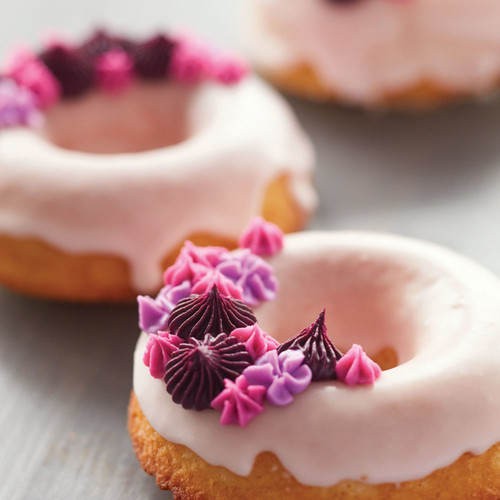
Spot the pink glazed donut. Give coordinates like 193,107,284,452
129,230,500,498
0,30,315,301
246,0,500,108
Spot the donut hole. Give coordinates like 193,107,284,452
257,246,463,370
40,83,199,154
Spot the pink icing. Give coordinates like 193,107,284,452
170,34,212,84
5,46,60,108
230,323,279,361
143,331,183,379
211,375,266,427
190,268,243,300
95,49,134,94
238,217,284,256
335,344,381,386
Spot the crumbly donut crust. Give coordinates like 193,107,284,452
0,174,306,301
261,63,484,110
128,391,500,500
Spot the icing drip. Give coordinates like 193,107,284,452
164,333,252,410
40,44,94,98
133,35,175,79
0,79,41,128
278,309,343,381
143,331,183,379
335,344,381,386
239,217,284,256
230,323,279,361
167,286,257,340
211,375,266,427
243,349,312,406
216,249,278,306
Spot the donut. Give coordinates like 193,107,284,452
129,223,500,499
0,30,316,301
245,0,500,108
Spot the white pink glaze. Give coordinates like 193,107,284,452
134,231,500,485
246,0,500,104
0,77,316,292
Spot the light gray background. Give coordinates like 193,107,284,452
2,1,500,499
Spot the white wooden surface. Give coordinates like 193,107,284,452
2,1,500,498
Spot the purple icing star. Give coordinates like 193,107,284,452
0,78,42,129
243,349,312,406
138,280,191,333
216,249,278,307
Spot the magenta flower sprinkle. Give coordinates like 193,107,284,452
210,53,248,85
335,344,381,386
230,323,279,361
143,331,183,379
95,49,134,94
163,241,228,286
190,268,243,300
170,34,211,84
6,46,60,108
0,79,42,129
243,349,312,406
239,217,284,257
211,375,266,427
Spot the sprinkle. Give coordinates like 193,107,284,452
143,331,183,379
278,309,343,381
0,78,42,129
5,46,60,108
138,280,191,334
230,323,279,361
95,49,134,94
216,249,278,307
169,34,211,84
164,333,251,410
134,34,175,79
239,217,284,256
243,350,312,406
167,285,256,340
335,344,382,386
211,375,266,427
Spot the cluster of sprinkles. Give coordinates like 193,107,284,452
139,217,382,428
0,29,247,130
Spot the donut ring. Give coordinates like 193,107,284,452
130,231,500,498
245,0,500,108
0,31,315,301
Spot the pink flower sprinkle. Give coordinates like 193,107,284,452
6,46,60,109
143,331,183,379
335,344,381,386
230,324,279,361
210,53,248,85
239,217,284,256
95,49,133,94
170,34,211,84
191,268,243,300
211,375,266,427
